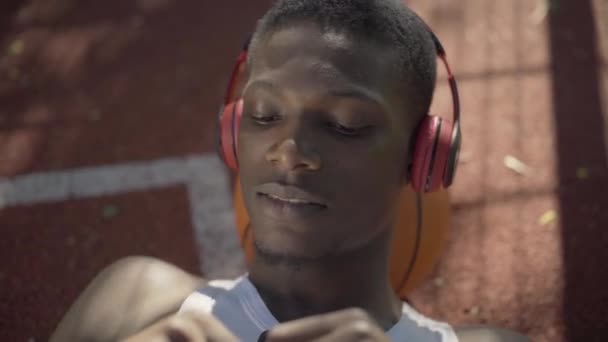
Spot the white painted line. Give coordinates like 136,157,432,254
186,157,247,279
0,154,246,279
0,157,188,207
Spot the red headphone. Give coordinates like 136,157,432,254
217,30,461,193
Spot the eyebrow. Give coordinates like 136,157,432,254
244,79,387,109
326,87,386,108
243,79,280,96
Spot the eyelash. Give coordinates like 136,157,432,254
327,122,371,137
249,113,281,125
248,112,371,138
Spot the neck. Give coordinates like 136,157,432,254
248,228,401,330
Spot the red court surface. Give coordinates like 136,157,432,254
1,0,607,341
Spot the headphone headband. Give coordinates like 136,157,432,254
218,18,462,191
221,30,460,130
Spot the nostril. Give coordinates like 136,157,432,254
265,138,321,172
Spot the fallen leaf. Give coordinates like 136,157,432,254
87,109,102,122
539,210,558,226
8,40,24,56
530,0,548,24
434,277,445,287
576,167,589,180
8,68,20,81
102,204,119,219
504,155,530,175
458,151,473,164
466,306,481,316
531,0,561,24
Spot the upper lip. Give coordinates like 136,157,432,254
256,182,329,207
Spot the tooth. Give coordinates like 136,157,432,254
266,193,318,205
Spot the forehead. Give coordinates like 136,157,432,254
249,23,401,96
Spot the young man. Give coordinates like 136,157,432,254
51,1,528,341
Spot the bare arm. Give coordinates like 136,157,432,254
50,256,203,342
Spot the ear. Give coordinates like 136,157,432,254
402,134,417,185
400,153,413,186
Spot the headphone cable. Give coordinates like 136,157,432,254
398,193,423,295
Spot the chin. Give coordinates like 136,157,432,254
252,229,335,264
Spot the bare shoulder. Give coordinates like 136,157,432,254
50,256,204,342
455,326,530,342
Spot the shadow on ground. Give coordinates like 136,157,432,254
549,0,608,340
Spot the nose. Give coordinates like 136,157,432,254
265,138,321,172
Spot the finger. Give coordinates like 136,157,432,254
311,321,389,342
121,314,207,342
266,308,372,342
120,316,175,342
179,310,238,342
164,315,208,342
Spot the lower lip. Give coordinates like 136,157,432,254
257,193,326,220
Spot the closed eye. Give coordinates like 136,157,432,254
328,122,372,137
249,112,281,125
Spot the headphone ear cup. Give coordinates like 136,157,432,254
433,118,454,189
410,116,439,192
410,116,453,193
443,123,461,187
217,99,243,170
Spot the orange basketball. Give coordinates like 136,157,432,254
233,176,451,298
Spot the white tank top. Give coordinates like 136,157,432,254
179,275,458,342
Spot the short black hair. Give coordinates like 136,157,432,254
248,0,438,120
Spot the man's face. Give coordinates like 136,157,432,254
237,23,417,260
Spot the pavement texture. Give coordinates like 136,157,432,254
1,0,607,341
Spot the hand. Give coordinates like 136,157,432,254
121,311,238,342
264,308,390,342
